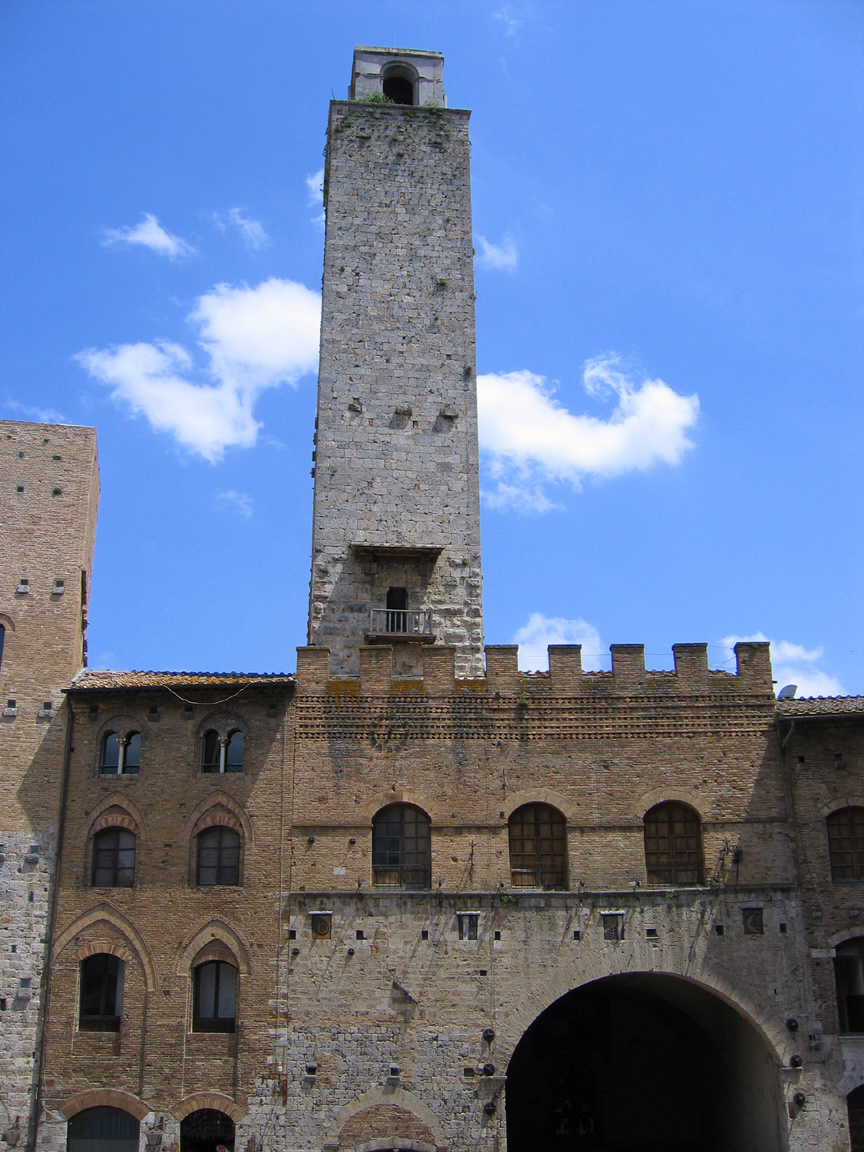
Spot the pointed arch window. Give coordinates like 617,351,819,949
196,827,240,886
643,802,704,885
193,960,237,1032
508,804,568,889
0,623,5,671
92,828,136,887
79,954,124,1031
372,804,431,889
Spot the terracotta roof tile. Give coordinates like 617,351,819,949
68,670,294,691
776,695,864,717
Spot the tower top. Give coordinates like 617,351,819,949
349,46,446,107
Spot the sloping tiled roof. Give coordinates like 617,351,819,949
68,670,294,691
777,696,864,718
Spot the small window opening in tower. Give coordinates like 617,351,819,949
382,69,415,106
386,587,408,633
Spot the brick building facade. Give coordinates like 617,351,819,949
2,43,864,1152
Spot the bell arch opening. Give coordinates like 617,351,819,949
505,973,785,1152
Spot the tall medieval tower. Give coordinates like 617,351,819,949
0,421,99,1147
308,47,484,678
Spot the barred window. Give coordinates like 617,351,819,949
79,954,124,1032
827,808,864,880
372,804,431,890
193,960,237,1033
508,804,567,889
196,827,240,886
92,828,135,887
643,802,704,886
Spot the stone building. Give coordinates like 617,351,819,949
2,43,864,1152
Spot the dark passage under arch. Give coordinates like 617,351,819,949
180,1110,235,1152
506,974,784,1152
67,1108,139,1152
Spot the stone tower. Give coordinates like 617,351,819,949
0,421,99,1148
308,46,484,678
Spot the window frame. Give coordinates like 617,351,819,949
201,726,245,774
372,803,431,890
643,801,705,887
508,803,568,890
196,825,241,887
78,953,124,1032
827,808,864,881
91,827,136,888
99,728,142,776
192,960,238,1033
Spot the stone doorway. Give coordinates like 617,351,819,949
180,1110,235,1152
506,974,785,1152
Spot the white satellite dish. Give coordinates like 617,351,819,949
777,684,798,700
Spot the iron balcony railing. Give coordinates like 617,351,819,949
368,608,433,637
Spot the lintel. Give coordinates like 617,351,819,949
351,543,444,560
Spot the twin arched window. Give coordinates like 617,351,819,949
101,730,141,775
643,802,704,886
827,807,864,880
202,728,244,773
92,828,135,887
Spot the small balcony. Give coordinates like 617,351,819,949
367,608,435,644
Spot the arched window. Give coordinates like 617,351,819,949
382,66,415,106
643,802,704,886
193,960,237,1032
100,730,141,775
79,954,124,1031
508,804,568,889
180,1110,235,1152
196,827,240,886
67,1108,139,1152
92,828,135,887
835,939,864,1033
202,728,244,773
827,808,864,880
0,624,5,672
372,804,431,889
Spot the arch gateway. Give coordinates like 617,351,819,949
2,40,861,1152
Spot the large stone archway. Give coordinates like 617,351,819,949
505,973,787,1152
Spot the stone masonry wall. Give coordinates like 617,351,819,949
309,102,483,679
0,421,99,1150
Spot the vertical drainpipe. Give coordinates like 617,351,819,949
29,695,76,1152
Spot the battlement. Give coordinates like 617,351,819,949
296,640,774,698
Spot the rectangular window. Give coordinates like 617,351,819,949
458,913,479,941
742,908,764,935
602,914,623,942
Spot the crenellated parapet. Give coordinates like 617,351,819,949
295,640,774,700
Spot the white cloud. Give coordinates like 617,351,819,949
720,632,845,698
4,398,67,423
494,5,524,36
216,489,253,518
475,233,518,270
306,168,325,228
102,213,194,259
514,613,605,672
227,208,270,249
77,277,321,462
478,355,699,510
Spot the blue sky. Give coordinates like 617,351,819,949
2,1,862,695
